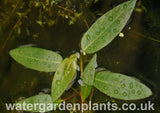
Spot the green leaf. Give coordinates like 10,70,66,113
9,47,63,72
94,71,152,100
82,54,97,85
15,94,62,112
51,54,77,102
81,54,97,100
81,85,92,100
81,0,137,53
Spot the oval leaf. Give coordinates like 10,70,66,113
81,0,137,53
81,54,97,99
82,54,97,85
15,94,62,112
94,71,152,100
51,54,77,102
9,47,63,72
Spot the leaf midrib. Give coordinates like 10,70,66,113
83,1,132,51
95,78,118,87
63,57,76,77
13,53,61,64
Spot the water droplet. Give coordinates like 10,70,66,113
19,50,22,54
102,37,106,42
14,55,17,58
123,4,127,9
100,26,104,31
67,70,70,74
56,71,60,75
94,46,97,50
131,89,135,94
96,31,100,35
97,20,100,24
30,60,33,64
108,16,113,21
104,86,108,90
129,82,133,89
86,35,91,40
114,90,118,94
137,90,142,95
113,28,117,33
122,92,127,97
114,78,119,81
139,85,142,88
48,64,51,68
121,84,126,88
47,57,50,61
89,67,93,71
56,80,61,85
116,20,120,24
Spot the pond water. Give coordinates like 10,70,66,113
0,0,160,113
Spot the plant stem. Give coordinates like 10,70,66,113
62,93,77,101
71,87,81,96
89,88,94,113
0,9,31,55
79,16,90,105
0,15,22,54
80,52,84,76
57,5,74,14
79,52,84,113
131,30,160,43
4,0,21,25
83,17,89,29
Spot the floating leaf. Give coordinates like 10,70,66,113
82,54,97,85
9,47,63,72
81,0,137,53
15,94,62,112
94,71,152,100
81,54,97,99
51,54,77,102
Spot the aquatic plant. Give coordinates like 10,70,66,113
9,0,152,112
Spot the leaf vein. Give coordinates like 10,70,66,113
13,53,61,64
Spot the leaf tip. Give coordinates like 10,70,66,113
70,53,78,60
94,53,97,58
9,49,14,57
147,88,153,97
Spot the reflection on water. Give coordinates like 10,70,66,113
0,0,160,113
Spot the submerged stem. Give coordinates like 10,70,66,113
80,52,84,76
79,52,85,109
62,93,77,101
89,88,94,113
